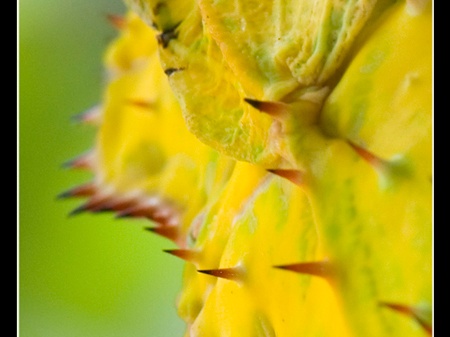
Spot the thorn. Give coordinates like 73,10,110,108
57,182,97,199
106,14,126,29
197,266,245,282
273,260,332,278
145,226,180,243
380,302,432,335
267,169,304,186
156,22,181,48
68,193,112,217
68,203,90,217
116,198,160,219
164,67,185,76
163,249,201,263
347,141,386,170
71,105,102,125
61,151,95,170
127,99,154,110
244,98,290,119
91,195,140,213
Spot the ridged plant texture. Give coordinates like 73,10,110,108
62,0,432,336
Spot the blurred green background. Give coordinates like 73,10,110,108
19,0,185,336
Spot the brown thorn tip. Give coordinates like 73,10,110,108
96,197,139,213
274,260,332,278
116,200,158,219
267,169,304,186
244,98,289,118
348,141,385,169
57,182,96,199
163,249,199,263
68,203,89,217
145,226,179,243
380,302,432,335
197,267,244,282
61,151,95,170
106,14,126,29
68,194,113,216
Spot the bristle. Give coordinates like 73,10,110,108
197,266,245,282
273,260,332,278
61,151,95,170
244,98,289,119
145,226,180,243
267,169,304,186
57,182,97,199
380,302,432,335
71,105,102,125
127,99,154,110
163,249,201,263
106,14,126,29
347,141,385,170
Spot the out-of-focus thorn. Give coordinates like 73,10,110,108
61,150,95,170
347,141,386,170
116,198,160,219
57,182,97,199
273,260,332,278
71,105,102,125
106,13,127,30
163,249,201,264
68,193,112,217
144,226,180,244
197,266,245,282
127,99,155,110
267,169,304,186
91,195,140,213
379,302,432,335
244,98,290,119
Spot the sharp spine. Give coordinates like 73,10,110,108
273,260,332,278
244,98,290,119
348,141,386,170
58,182,97,199
197,266,245,282
116,199,159,219
68,193,112,216
145,226,180,243
61,151,95,170
379,302,432,335
163,249,200,263
267,169,304,186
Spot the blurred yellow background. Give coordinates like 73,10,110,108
19,0,185,335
